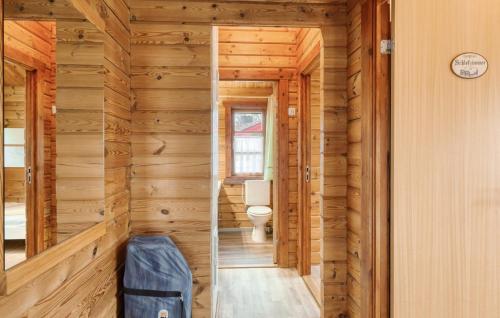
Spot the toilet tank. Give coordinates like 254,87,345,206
244,180,271,206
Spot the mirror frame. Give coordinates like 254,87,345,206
0,0,107,295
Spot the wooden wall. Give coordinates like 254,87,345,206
129,21,213,317
393,1,500,317
0,0,131,316
129,1,346,26
3,20,57,249
217,80,274,229
55,20,105,242
346,1,362,317
3,60,26,130
320,24,349,318
310,66,321,265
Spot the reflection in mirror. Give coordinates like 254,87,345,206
3,19,104,269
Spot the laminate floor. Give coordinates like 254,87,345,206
218,230,274,268
216,267,320,318
5,240,26,269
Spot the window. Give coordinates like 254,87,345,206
225,102,267,180
4,128,25,168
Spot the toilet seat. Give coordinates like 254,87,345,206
247,206,272,216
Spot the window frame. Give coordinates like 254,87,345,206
224,100,268,183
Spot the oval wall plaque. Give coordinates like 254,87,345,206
451,53,488,79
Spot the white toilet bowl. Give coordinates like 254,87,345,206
244,180,272,243
247,206,272,243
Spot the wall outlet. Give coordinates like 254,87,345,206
288,107,296,117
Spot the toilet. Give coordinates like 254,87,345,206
244,180,272,243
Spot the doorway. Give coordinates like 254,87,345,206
3,58,41,269
217,80,277,268
212,26,321,317
210,6,391,316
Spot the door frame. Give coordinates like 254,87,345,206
360,0,391,317
213,1,391,313
3,56,45,258
218,73,290,268
297,73,311,276
24,69,40,258
297,52,320,276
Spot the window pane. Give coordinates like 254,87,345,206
5,128,24,145
233,112,263,133
233,136,264,174
232,111,265,175
4,128,25,167
5,147,24,167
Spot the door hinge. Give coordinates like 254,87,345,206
380,40,394,55
305,165,310,183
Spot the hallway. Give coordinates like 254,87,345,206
218,230,274,268
216,268,319,318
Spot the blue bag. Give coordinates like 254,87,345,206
124,236,192,318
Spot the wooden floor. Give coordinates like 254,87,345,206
218,230,274,268
5,240,26,269
216,267,320,318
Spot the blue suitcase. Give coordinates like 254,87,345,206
124,236,192,318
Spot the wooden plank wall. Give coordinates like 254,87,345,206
217,81,274,229
3,20,57,249
320,24,349,318
0,0,131,316
218,183,247,227
346,1,362,317
129,0,346,26
3,61,26,129
129,21,213,317
55,20,105,242
218,27,300,264
310,66,321,265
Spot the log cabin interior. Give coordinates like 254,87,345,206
0,0,498,318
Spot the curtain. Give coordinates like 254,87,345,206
233,136,264,174
263,96,275,180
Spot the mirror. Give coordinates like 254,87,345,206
3,12,105,269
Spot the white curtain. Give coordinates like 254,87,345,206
233,136,264,174
263,96,275,180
